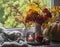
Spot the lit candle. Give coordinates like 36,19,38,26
28,35,33,41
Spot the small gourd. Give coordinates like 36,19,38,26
43,21,60,41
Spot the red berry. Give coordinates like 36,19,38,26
43,15,48,20
46,12,52,18
35,36,43,42
42,8,48,13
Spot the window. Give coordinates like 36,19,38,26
0,0,51,28
40,0,51,8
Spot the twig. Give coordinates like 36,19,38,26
8,3,22,16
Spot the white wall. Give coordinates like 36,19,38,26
51,0,60,7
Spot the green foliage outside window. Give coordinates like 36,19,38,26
0,0,51,28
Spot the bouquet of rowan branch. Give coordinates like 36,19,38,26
8,0,59,29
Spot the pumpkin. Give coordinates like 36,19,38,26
43,21,60,41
